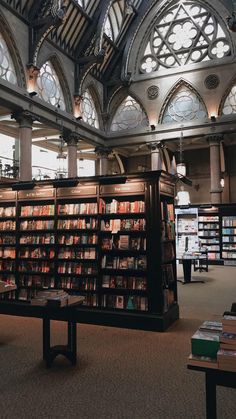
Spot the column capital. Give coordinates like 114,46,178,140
147,141,164,151
61,127,80,145
11,110,38,128
206,134,224,145
95,146,112,158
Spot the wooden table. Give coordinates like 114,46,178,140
187,364,236,419
0,295,84,368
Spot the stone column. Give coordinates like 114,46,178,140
64,132,79,178
12,111,36,181
207,134,223,204
95,146,112,175
148,142,163,171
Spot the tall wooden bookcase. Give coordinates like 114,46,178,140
0,171,179,331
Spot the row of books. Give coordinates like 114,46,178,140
198,216,219,222
101,294,148,311
102,275,147,290
222,217,236,227
162,264,174,287
101,235,146,251
81,294,98,307
222,228,236,235
161,220,175,240
18,261,53,273
101,218,146,232
0,221,16,230
161,202,174,222
198,223,219,229
163,288,175,312
0,207,15,217
99,199,145,214
177,219,198,233
21,205,55,217
198,230,217,237
222,244,236,250
20,220,54,230
58,233,97,245
58,277,97,291
223,236,236,243
19,248,55,259
19,275,55,288
58,202,98,215
161,242,175,262
58,248,96,259
58,262,97,275
0,260,15,270
0,236,16,245
101,255,147,270
222,252,236,259
57,218,97,230
0,248,16,258
19,234,55,244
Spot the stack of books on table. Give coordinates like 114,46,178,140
0,280,17,293
188,320,222,368
30,290,69,307
217,314,236,371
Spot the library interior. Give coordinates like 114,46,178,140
1,1,236,418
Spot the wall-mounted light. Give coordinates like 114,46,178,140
176,131,186,177
29,91,37,98
220,177,225,188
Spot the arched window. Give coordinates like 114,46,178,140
37,61,66,110
81,90,99,129
222,85,236,115
111,96,149,131
161,85,208,124
140,1,231,74
0,32,17,84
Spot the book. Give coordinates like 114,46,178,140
188,353,218,369
199,320,223,333
191,330,220,358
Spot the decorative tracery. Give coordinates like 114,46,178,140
140,1,231,74
161,84,208,124
37,61,66,110
110,95,149,131
81,90,99,129
0,32,17,85
222,85,236,115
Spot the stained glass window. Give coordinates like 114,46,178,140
222,86,236,115
0,32,17,84
37,61,66,110
140,1,231,74
161,86,208,124
111,96,149,131
81,90,99,129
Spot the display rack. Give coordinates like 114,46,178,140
221,210,236,265
198,207,221,262
0,171,179,331
175,207,198,257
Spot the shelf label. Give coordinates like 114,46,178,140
18,189,54,199
57,185,97,197
160,182,174,196
100,182,145,195
0,190,16,200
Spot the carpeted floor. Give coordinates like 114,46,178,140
0,265,236,419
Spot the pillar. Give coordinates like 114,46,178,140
148,142,163,171
207,134,223,204
12,111,36,181
64,132,79,178
95,146,112,175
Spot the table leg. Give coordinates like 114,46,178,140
43,318,50,364
68,321,77,365
205,371,217,419
183,259,192,283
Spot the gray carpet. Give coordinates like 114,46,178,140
0,265,236,419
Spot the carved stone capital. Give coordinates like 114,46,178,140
95,146,112,158
206,134,224,145
11,110,39,128
147,141,164,151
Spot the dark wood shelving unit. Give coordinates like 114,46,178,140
0,171,179,331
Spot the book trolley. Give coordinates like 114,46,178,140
0,171,179,331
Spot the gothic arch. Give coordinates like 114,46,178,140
0,11,26,88
159,79,208,124
37,55,73,113
219,76,236,116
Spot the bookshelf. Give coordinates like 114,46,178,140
0,171,179,331
221,207,236,265
175,208,198,257
198,208,221,262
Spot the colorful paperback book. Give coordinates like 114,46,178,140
199,320,223,333
188,354,218,369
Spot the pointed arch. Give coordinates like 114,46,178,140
81,87,100,129
159,80,208,124
130,0,233,77
219,78,236,116
36,56,72,112
104,0,126,42
110,95,149,132
0,12,26,87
